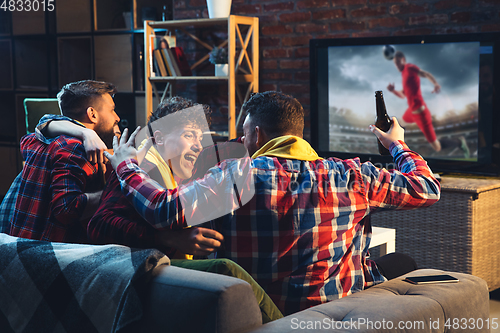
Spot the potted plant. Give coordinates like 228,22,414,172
209,47,229,77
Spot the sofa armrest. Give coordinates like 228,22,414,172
138,265,262,333
248,269,490,333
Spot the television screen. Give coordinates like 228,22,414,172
310,33,500,176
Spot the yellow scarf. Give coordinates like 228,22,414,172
138,139,192,260
252,135,321,160
138,139,177,189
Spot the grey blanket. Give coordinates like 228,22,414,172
0,233,169,333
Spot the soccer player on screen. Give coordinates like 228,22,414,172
387,51,469,157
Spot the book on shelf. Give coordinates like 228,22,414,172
153,48,168,77
171,47,192,76
161,38,183,76
152,54,160,77
161,47,180,76
160,48,175,76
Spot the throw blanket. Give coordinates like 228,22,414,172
0,233,169,333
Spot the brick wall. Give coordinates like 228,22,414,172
173,0,500,139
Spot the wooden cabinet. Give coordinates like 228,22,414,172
143,15,259,139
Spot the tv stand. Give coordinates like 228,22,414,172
371,175,500,291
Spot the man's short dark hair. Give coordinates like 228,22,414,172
57,80,117,121
242,91,304,138
394,51,405,59
147,96,211,137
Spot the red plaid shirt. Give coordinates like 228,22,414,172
114,140,440,315
10,134,102,243
88,160,182,257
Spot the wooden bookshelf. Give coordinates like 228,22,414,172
143,15,259,139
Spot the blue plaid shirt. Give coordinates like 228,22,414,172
0,114,82,234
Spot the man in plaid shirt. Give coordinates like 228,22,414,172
105,91,441,315
0,113,111,234
10,80,120,243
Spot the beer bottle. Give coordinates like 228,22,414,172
375,90,392,155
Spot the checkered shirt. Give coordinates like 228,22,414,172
115,140,441,315
10,128,102,243
0,114,79,235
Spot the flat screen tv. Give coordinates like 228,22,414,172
310,33,500,177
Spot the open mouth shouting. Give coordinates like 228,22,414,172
184,152,198,168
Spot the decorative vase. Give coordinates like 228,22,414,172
206,0,232,19
215,64,229,77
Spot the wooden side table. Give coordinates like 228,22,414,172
371,176,500,290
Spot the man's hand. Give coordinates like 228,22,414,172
81,190,103,221
370,116,405,151
104,127,150,170
81,128,107,165
387,83,395,92
158,227,224,256
136,136,153,165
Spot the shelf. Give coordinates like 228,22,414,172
148,16,257,29
14,37,49,90
0,11,12,35
12,11,45,35
143,15,259,139
94,34,133,92
56,0,92,33
94,0,132,31
58,37,92,86
0,0,174,196
149,74,255,82
0,40,13,90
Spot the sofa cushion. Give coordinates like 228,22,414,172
248,269,490,332
139,265,262,333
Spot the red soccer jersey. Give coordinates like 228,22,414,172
402,63,425,111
